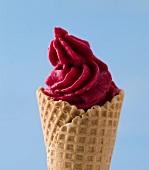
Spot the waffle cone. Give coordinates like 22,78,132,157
36,87,124,170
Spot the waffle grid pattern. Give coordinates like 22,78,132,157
36,88,124,170
36,87,85,150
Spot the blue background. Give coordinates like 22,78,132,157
0,0,149,169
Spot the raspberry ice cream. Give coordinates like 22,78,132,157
44,27,120,109
36,27,124,170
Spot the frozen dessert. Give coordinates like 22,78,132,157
44,27,120,109
36,27,124,170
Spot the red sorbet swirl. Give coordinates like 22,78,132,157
44,27,120,109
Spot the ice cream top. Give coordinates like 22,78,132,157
44,27,120,109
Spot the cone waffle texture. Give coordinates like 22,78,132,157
36,87,124,170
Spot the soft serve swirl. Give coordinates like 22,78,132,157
44,27,120,109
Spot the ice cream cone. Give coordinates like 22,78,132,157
36,88,124,170
36,87,85,151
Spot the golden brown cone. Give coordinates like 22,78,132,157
36,87,85,150
36,87,124,170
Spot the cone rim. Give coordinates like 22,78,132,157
36,87,124,112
